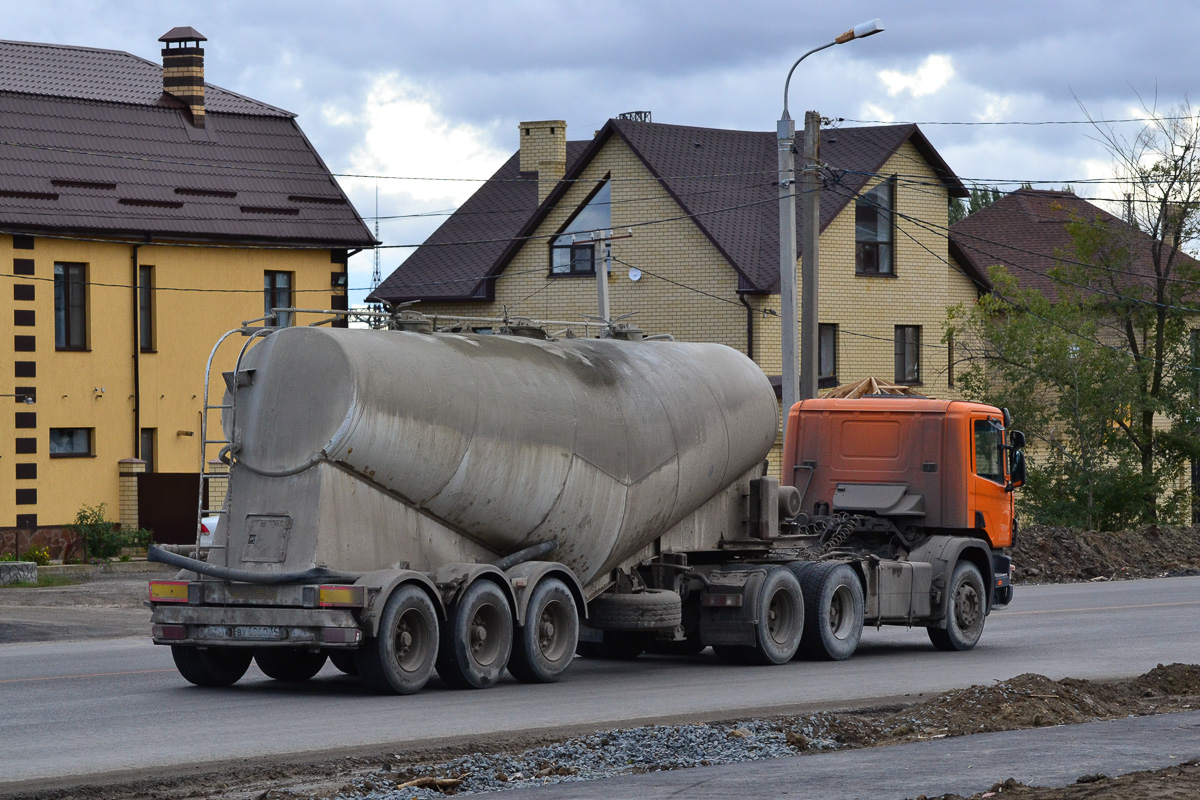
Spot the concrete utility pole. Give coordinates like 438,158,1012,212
777,19,884,433
799,110,821,402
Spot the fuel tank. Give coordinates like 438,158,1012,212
220,327,777,586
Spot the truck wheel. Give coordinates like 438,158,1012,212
508,577,578,683
328,651,359,675
796,562,864,661
587,589,681,630
357,584,439,695
928,561,986,652
171,645,253,687
254,648,327,682
749,567,804,664
436,580,513,689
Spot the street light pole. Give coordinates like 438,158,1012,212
778,19,884,432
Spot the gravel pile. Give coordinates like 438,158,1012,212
331,719,839,799
326,664,1200,800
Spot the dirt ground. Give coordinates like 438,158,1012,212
1013,523,1200,583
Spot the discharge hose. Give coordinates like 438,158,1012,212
148,544,363,585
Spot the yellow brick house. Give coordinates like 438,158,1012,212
1,28,375,552
371,116,987,467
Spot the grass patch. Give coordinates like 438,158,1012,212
1,574,84,589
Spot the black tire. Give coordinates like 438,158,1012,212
436,580,513,689
748,567,804,665
171,645,253,687
928,561,987,652
328,651,359,675
508,578,579,684
575,631,647,660
587,589,681,631
357,583,440,695
796,561,864,661
254,648,327,682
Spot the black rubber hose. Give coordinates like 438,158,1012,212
148,544,362,585
491,540,558,571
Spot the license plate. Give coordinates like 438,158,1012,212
234,625,284,640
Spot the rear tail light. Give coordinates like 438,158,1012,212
319,585,366,608
149,580,189,603
152,624,187,640
321,627,363,644
200,522,211,533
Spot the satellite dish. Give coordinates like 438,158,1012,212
628,268,642,282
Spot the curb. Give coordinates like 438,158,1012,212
39,560,176,578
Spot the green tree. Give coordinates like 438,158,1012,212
949,184,1004,225
949,102,1200,529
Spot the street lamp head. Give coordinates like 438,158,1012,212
836,18,885,44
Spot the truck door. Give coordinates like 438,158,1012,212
968,414,1012,546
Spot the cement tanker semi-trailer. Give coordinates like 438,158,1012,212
149,323,1024,694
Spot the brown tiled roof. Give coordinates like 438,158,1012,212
0,40,375,246
949,189,1195,302
373,118,974,303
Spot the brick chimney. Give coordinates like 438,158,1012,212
518,121,566,204
159,26,207,128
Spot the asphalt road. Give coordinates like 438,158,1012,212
1,576,1199,790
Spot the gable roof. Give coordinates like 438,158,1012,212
372,118,974,304
0,39,375,247
949,188,1197,301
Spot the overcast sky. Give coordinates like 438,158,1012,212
6,1,1196,305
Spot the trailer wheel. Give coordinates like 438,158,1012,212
928,561,986,652
796,562,864,661
436,580,513,689
328,651,359,675
254,648,327,682
171,645,253,687
357,583,439,695
508,577,578,683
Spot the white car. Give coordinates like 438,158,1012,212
199,515,220,548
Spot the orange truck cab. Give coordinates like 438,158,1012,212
783,396,1025,609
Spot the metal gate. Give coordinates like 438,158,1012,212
137,473,207,544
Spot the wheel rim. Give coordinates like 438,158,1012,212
536,599,572,662
827,584,855,640
954,580,983,632
393,608,433,674
469,602,505,667
766,587,798,646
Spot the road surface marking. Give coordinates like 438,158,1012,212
1003,600,1200,616
0,668,176,684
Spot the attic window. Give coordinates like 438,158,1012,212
51,179,116,190
120,198,184,209
856,178,895,275
550,181,611,276
175,187,237,198
288,195,347,205
241,206,300,216
0,190,58,201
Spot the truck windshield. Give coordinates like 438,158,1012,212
973,419,1004,483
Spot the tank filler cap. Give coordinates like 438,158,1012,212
611,323,645,341
391,311,434,334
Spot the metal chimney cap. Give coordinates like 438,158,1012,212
159,26,207,43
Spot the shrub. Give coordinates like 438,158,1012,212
71,503,125,561
21,546,50,566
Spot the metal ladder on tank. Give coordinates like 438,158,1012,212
193,322,280,566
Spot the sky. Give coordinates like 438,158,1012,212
5,0,1197,306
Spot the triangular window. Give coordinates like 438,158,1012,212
550,182,610,275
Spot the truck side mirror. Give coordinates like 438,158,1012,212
1007,450,1026,492
1009,430,1026,449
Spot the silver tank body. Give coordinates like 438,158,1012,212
221,327,777,588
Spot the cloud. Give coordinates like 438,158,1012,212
879,55,955,99
340,74,510,208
